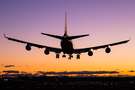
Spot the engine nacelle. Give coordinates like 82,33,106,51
88,51,93,56
25,45,31,51
105,47,111,53
44,49,49,55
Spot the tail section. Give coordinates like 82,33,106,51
41,12,89,40
64,12,89,40
65,12,67,34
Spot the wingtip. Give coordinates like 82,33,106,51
128,37,131,41
129,37,131,41
85,34,89,36
126,37,131,42
41,32,44,35
41,32,45,35
3,33,7,38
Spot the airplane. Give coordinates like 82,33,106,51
4,12,130,59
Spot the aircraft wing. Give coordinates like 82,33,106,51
74,39,130,54
4,34,62,53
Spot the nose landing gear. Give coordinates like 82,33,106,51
62,54,66,58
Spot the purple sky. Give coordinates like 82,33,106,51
0,0,135,76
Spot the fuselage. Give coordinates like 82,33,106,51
60,34,74,54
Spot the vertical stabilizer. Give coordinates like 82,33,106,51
65,12,67,34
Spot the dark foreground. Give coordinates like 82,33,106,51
1,76,135,90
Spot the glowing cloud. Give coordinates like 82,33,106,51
4,65,15,67
3,70,19,73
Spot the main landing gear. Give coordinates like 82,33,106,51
68,54,73,60
56,54,59,59
76,54,80,59
56,54,67,59
56,54,80,59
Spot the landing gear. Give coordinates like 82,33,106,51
76,54,80,59
68,57,71,59
68,54,73,60
56,54,59,59
62,54,66,58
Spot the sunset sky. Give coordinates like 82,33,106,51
1,0,135,77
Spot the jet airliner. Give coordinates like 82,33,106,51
4,12,130,59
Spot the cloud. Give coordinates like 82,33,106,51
37,71,119,75
25,65,30,68
4,65,15,67
2,70,134,78
3,70,19,73
0,70,120,78
0,73,37,78
21,71,27,74
1,64,3,66
129,70,135,72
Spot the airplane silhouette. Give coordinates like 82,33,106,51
4,12,130,59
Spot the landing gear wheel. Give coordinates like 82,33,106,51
62,54,66,58
56,54,59,59
68,54,73,60
68,57,71,60
77,54,80,59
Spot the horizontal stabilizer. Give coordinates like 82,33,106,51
41,33,63,40
68,34,89,40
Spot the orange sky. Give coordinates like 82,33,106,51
1,0,135,77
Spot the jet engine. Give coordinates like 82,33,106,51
88,51,93,56
25,44,31,51
44,49,49,55
105,47,111,53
